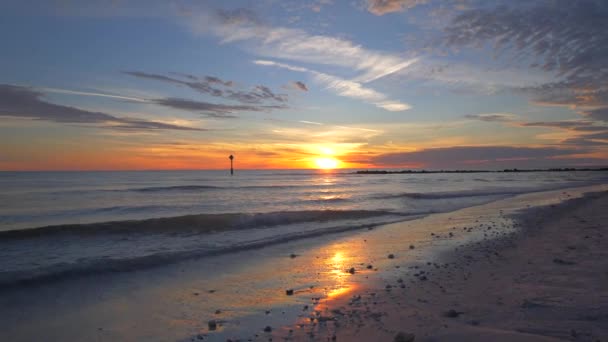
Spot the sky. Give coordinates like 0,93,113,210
0,0,607,170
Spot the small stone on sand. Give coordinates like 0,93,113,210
443,309,463,318
394,331,415,342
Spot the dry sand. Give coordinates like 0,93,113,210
280,190,608,342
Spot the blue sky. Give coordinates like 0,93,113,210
0,0,606,170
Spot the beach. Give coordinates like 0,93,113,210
283,188,608,342
0,174,607,341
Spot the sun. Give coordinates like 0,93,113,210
315,157,340,169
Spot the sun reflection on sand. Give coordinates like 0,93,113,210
326,251,358,298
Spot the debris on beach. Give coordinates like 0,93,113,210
443,309,464,318
286,289,294,295
263,326,272,332
409,245,415,249
348,267,356,274
208,320,217,330
394,332,416,342
388,253,395,259
553,258,576,265
289,253,298,258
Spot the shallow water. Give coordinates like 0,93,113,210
2,170,605,230
0,170,606,287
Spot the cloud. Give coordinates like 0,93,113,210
402,59,553,94
561,136,608,146
582,107,608,122
510,119,608,149
441,1,608,117
152,97,283,117
254,59,411,111
204,76,233,87
189,9,418,84
371,145,598,169
124,71,286,104
292,81,308,92
517,120,601,130
299,120,323,125
0,84,203,131
366,0,429,15
464,113,516,122
583,131,608,140
39,87,148,103
312,72,411,111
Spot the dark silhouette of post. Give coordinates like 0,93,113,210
229,154,234,175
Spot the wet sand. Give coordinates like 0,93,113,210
0,186,606,341
283,189,608,342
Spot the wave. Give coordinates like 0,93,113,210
371,181,607,200
372,188,533,200
0,211,421,288
101,184,333,193
0,204,176,223
130,185,221,192
0,209,398,239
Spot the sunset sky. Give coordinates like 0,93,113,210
1,0,607,170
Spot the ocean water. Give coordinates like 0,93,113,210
0,169,606,286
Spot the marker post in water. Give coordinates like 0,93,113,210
229,154,234,175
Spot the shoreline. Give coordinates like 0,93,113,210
279,189,608,342
354,168,608,175
0,185,606,341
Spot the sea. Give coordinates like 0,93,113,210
0,169,606,287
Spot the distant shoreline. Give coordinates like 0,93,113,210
355,167,608,174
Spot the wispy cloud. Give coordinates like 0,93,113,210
152,97,284,117
582,108,608,122
291,81,308,92
188,8,418,84
441,0,608,120
0,84,203,131
371,145,599,169
254,59,411,111
124,71,287,104
465,113,517,122
401,59,553,94
299,120,323,125
39,87,149,103
517,120,602,130
366,0,429,16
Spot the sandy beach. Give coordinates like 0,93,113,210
0,184,606,341
281,189,608,342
